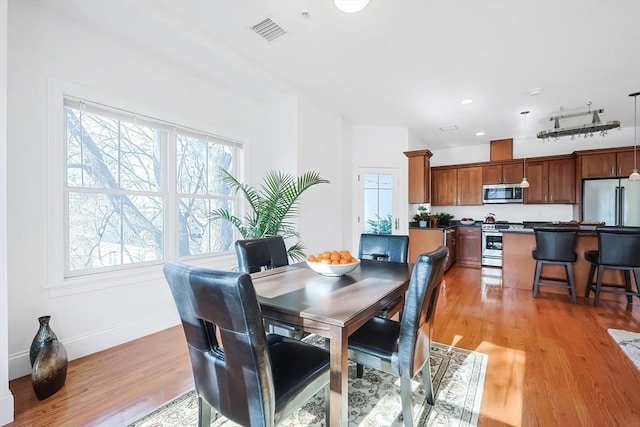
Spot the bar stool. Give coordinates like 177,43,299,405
584,226,640,307
531,226,579,304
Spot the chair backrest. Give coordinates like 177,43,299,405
163,262,275,426
358,233,409,263
533,226,579,262
397,246,449,378
235,236,289,273
596,226,640,267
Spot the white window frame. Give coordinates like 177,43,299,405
47,79,243,295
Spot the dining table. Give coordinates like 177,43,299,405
250,259,412,426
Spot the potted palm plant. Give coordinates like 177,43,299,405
209,168,329,261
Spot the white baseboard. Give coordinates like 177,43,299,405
9,310,179,380
0,389,14,425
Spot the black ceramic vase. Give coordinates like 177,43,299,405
30,315,58,367
31,338,68,400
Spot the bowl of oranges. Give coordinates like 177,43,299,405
306,250,360,277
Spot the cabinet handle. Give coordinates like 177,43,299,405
544,194,547,202
550,194,553,202
611,166,614,176
619,166,622,175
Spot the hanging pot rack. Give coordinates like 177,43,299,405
536,102,620,141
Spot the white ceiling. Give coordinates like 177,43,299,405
43,0,640,150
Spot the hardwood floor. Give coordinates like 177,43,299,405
7,265,640,426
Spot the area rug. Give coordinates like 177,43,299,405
129,338,487,427
608,329,640,371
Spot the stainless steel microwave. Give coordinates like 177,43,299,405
482,184,523,204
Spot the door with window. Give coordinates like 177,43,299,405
358,168,400,235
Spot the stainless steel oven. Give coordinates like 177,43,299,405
481,227,503,267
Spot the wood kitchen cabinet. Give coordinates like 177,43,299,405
432,166,482,206
456,226,481,267
457,167,483,205
483,162,523,184
524,156,575,204
404,150,433,203
580,151,635,178
408,228,444,264
431,168,457,206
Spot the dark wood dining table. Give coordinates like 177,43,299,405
250,259,411,427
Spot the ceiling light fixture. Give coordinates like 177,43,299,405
333,0,370,13
629,91,640,181
475,131,485,136
536,102,620,141
461,99,473,105
520,111,530,189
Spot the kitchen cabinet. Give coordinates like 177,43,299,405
432,166,482,206
431,168,457,206
524,157,575,204
581,151,635,178
456,226,481,267
457,167,483,205
483,162,523,184
404,150,433,203
408,228,445,264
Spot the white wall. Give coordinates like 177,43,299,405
296,96,346,255
0,0,14,422
5,1,302,380
351,125,410,249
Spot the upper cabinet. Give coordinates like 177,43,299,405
404,150,433,204
431,166,483,206
482,162,523,184
524,156,575,204
580,150,635,178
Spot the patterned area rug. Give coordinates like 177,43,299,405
129,338,487,427
608,329,640,371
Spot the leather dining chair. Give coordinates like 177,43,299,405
355,233,410,378
531,226,580,304
347,246,449,427
235,236,289,274
235,236,304,339
584,226,640,307
163,262,330,427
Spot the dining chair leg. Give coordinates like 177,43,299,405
324,384,330,425
421,358,435,405
356,363,364,378
566,262,576,304
594,266,605,307
400,377,414,427
532,260,543,298
634,269,640,301
585,263,597,298
623,270,633,304
198,396,213,427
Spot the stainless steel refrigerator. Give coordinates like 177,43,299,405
582,179,640,226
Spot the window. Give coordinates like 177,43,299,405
64,99,240,277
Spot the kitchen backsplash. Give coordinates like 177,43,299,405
411,203,579,223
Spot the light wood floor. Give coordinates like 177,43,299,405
7,265,640,426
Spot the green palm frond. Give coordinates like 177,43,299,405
210,168,329,258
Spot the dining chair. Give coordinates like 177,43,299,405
355,233,410,377
347,246,449,427
531,225,580,304
235,236,304,339
163,262,330,427
584,226,640,306
235,236,289,274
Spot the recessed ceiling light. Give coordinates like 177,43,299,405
475,132,485,136
528,88,543,96
461,99,473,105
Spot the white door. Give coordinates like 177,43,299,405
358,168,400,235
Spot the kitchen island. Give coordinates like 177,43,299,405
502,228,632,303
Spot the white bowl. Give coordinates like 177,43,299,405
306,259,360,277
460,219,475,225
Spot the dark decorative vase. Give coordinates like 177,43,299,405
31,338,68,400
30,315,58,367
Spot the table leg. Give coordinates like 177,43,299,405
328,325,348,426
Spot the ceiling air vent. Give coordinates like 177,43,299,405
250,18,287,42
